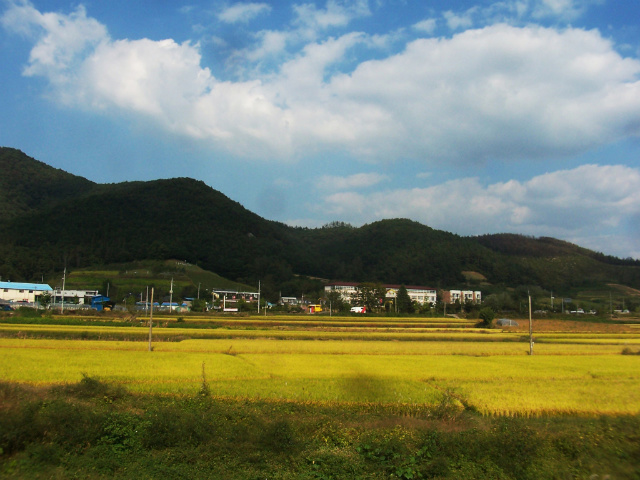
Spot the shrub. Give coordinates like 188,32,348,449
16,307,41,318
99,412,147,454
58,373,127,401
39,399,105,448
261,420,297,452
478,307,495,327
141,404,211,449
0,398,43,454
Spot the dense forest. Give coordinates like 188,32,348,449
2,147,640,300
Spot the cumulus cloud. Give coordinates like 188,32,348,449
293,0,371,32
440,0,605,29
444,9,476,30
319,172,389,190
3,1,640,164
413,18,437,35
2,2,107,86
242,30,288,61
318,164,640,257
218,3,271,24
531,0,605,21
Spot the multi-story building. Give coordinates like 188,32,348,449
324,282,360,302
324,282,437,305
385,285,437,305
442,290,482,304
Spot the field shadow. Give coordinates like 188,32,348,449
340,374,389,402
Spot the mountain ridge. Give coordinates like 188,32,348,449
1,146,639,298
0,147,97,221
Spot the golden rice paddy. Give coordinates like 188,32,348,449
1,314,638,416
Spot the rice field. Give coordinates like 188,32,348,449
1,314,639,416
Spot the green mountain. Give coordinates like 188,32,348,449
0,148,96,221
1,146,639,300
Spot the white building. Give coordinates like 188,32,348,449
444,290,482,304
324,282,360,302
52,289,100,305
0,281,52,303
384,285,437,305
325,282,437,305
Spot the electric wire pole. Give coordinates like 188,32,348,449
529,293,533,355
148,288,154,352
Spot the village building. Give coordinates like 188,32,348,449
324,282,438,305
325,282,482,306
51,289,101,305
212,289,260,312
442,290,482,304
0,281,52,304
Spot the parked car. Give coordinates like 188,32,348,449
1,305,14,311
350,306,366,313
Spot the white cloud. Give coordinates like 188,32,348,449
2,2,107,86
318,165,640,257
218,3,271,24
412,18,437,35
327,24,640,162
319,172,389,190
82,38,211,115
440,0,604,29
293,0,371,32
444,9,475,30
240,30,289,62
531,0,604,21
4,2,640,164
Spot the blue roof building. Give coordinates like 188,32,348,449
0,281,53,303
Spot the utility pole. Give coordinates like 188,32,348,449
61,268,66,314
148,288,154,352
610,291,613,317
169,277,173,313
529,292,533,355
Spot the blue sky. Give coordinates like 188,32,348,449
1,0,640,259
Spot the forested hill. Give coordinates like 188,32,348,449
1,147,639,295
0,147,96,221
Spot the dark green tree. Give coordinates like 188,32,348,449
190,298,208,312
38,292,52,309
355,282,386,312
479,307,495,327
325,289,346,314
396,285,414,314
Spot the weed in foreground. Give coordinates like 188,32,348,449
198,361,211,398
56,372,127,401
